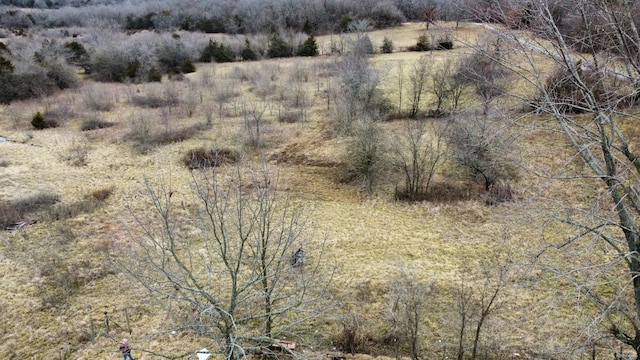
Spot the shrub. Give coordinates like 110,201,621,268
536,64,632,113
369,1,406,28
437,39,453,50
353,35,374,55
188,15,226,33
485,180,514,205
83,88,114,112
80,118,115,131
62,139,90,167
0,70,57,104
153,124,209,146
63,41,91,73
129,94,177,108
0,192,60,229
408,180,479,203
241,38,258,61
31,111,49,129
0,55,14,73
43,105,72,126
331,313,372,354
182,146,241,169
91,48,135,82
267,33,293,58
156,39,193,74
181,59,196,74
47,198,102,221
296,35,319,57
125,12,156,31
199,40,235,63
147,66,162,82
278,110,303,123
381,36,394,53
90,187,114,201
408,34,431,51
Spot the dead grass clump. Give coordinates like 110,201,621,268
45,103,74,123
405,180,480,203
153,123,210,146
278,110,303,123
90,187,114,201
38,259,116,309
83,88,115,112
331,313,374,355
130,84,181,108
80,118,116,131
46,188,113,222
61,139,90,166
31,111,60,129
130,93,181,108
46,199,102,221
485,180,514,205
183,146,241,169
0,192,60,228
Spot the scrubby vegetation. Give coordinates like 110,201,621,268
3,1,640,359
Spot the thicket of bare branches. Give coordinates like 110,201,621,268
121,164,332,359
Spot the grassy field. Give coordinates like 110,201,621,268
0,22,616,359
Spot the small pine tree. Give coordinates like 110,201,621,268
147,66,162,82
296,35,319,57
267,33,293,58
0,55,14,74
241,38,257,61
125,59,141,80
63,41,90,73
199,40,235,63
381,36,394,54
31,112,48,130
409,35,431,52
181,59,196,73
302,19,315,35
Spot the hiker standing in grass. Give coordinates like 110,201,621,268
119,338,135,360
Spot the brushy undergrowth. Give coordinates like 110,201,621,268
0,192,60,229
183,146,241,169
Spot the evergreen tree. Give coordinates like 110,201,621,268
241,38,257,61
296,35,319,57
267,33,292,58
199,40,235,63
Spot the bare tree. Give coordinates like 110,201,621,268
390,118,449,201
243,100,268,149
430,59,467,116
396,60,405,117
446,110,518,192
476,0,640,356
409,54,432,118
344,115,388,196
455,38,509,117
333,48,386,135
121,164,331,360
386,264,431,360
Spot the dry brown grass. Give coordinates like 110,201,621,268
0,22,613,360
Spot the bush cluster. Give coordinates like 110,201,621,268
536,64,635,113
81,118,115,131
31,111,59,129
90,36,197,84
408,34,453,52
0,49,79,104
183,146,241,169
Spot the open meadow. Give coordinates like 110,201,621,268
0,18,631,360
